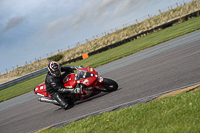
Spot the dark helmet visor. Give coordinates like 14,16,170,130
53,68,61,76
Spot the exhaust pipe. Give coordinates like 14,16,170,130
38,97,59,105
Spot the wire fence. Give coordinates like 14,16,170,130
0,0,194,75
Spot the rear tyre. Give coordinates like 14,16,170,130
101,78,118,92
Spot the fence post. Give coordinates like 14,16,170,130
148,14,151,19
6,69,8,73
168,6,170,11
136,19,138,24
159,10,162,15
170,5,173,10
176,3,178,7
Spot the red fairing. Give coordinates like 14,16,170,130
63,74,77,88
34,83,51,98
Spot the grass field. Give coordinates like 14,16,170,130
0,16,200,102
40,90,200,133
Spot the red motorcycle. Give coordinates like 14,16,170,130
34,66,118,107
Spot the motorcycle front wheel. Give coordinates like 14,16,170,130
101,78,118,92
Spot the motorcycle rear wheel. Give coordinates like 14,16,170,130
101,78,118,92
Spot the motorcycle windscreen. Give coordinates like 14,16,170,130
75,70,94,80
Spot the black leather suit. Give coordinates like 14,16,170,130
45,66,76,109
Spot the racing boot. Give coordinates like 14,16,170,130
53,93,69,109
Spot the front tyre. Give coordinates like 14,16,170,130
101,78,118,92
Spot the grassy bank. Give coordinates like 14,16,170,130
0,16,200,102
0,74,46,102
40,90,200,133
0,0,199,83
69,16,200,68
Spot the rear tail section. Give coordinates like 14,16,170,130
34,83,51,97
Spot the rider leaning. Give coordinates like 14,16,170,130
45,61,80,109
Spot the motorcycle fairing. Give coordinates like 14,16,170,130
63,73,77,88
34,83,51,98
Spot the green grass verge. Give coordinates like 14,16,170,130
41,90,200,133
0,16,200,102
0,74,46,102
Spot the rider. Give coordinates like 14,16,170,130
45,61,81,109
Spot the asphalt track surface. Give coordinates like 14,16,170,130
0,30,200,133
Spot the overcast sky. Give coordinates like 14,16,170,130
0,0,192,73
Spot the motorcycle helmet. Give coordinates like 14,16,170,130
48,61,61,77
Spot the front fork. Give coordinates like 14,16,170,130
97,77,104,83
95,77,106,91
